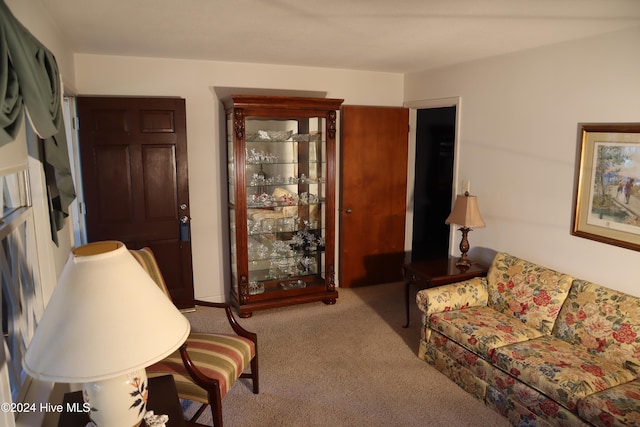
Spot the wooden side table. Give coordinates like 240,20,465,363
402,257,488,327
58,375,193,427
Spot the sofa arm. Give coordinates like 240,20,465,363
416,276,489,317
416,277,489,359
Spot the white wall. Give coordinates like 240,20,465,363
405,27,640,296
74,54,404,301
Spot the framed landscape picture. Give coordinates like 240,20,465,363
573,123,640,251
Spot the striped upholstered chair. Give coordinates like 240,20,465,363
130,248,259,427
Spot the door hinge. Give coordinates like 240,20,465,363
73,117,79,130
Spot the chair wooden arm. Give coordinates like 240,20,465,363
179,343,219,392
193,299,257,342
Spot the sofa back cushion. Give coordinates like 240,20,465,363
554,279,640,374
486,253,574,335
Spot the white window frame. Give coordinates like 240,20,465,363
0,118,65,427
64,97,86,247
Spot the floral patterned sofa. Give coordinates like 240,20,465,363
417,252,640,426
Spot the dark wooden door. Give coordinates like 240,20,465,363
77,97,194,308
340,106,409,287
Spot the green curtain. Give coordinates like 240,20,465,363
0,18,22,144
0,0,76,244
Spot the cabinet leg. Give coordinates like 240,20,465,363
323,298,337,305
239,311,253,318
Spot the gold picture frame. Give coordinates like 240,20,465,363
573,123,640,251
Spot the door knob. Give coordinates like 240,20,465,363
344,208,352,214
180,215,189,224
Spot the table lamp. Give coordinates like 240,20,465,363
445,191,486,268
23,241,191,427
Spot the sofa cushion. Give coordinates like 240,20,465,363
431,306,544,358
492,335,636,412
554,279,640,375
578,379,640,427
486,253,574,335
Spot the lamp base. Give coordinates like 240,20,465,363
456,227,472,269
455,254,471,269
82,369,148,427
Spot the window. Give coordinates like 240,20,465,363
0,120,61,427
1,169,43,401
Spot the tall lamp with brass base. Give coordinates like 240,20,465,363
445,191,486,268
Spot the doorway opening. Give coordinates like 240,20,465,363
411,106,456,262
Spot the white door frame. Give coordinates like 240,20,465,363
403,97,462,260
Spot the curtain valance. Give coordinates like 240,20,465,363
0,0,75,244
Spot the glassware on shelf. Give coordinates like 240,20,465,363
269,258,295,279
247,242,266,262
247,191,320,207
277,217,297,232
246,130,293,142
299,256,314,273
290,227,323,251
271,240,292,257
280,279,307,290
292,132,321,142
249,280,265,295
246,148,279,164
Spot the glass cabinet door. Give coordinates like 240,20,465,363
244,118,327,292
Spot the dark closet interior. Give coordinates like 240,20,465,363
411,106,456,262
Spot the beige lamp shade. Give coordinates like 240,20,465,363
23,241,190,383
445,193,486,228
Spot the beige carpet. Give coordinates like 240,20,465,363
184,282,511,427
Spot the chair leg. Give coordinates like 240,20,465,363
240,355,259,394
250,338,259,394
210,385,223,427
251,355,259,394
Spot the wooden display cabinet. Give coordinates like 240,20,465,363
222,95,343,317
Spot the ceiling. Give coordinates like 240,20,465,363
38,0,640,74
